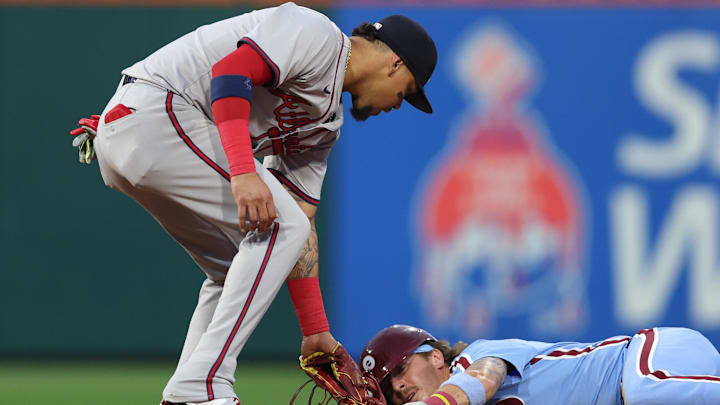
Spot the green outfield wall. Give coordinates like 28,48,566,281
0,5,334,359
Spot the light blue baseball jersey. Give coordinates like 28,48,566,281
449,335,632,405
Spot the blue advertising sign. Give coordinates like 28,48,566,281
328,7,720,357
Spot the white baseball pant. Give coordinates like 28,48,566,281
94,78,310,402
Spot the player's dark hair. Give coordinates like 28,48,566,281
351,22,391,51
351,22,381,41
418,340,469,367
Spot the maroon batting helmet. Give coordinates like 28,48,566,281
359,324,437,385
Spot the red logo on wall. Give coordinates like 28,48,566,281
413,23,588,337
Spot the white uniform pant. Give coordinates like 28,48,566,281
622,327,720,405
94,79,310,403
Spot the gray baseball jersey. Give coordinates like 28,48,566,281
123,2,349,203
93,2,350,403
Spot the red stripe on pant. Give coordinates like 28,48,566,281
205,223,280,400
638,328,720,383
166,92,231,181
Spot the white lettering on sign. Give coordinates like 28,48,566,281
612,30,720,330
610,185,720,327
618,31,720,177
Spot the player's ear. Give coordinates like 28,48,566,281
429,349,445,369
388,53,403,76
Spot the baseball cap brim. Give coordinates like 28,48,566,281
405,86,432,114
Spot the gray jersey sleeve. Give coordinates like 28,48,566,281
263,146,333,206
239,2,340,88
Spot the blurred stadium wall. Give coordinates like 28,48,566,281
329,0,720,357
2,0,720,361
0,1,312,360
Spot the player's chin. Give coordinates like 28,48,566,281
350,105,374,122
409,390,428,403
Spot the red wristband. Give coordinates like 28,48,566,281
425,392,459,405
287,277,329,336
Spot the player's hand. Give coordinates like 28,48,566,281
69,114,100,164
230,172,277,234
300,331,338,358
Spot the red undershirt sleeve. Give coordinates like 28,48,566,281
211,45,273,177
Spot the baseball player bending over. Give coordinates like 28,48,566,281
69,3,436,405
361,324,720,405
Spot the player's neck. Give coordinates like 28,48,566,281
342,36,371,95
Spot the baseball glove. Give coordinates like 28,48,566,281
69,114,100,164
291,342,386,405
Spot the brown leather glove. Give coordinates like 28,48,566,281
293,342,387,405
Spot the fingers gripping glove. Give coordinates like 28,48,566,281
69,115,100,164
292,343,387,405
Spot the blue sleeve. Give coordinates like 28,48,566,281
452,339,551,378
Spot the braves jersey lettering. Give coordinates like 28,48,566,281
270,88,312,132
123,2,349,200
252,89,327,156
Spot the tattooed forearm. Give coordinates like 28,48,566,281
287,218,319,279
466,357,508,400
438,357,508,405
280,183,320,280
